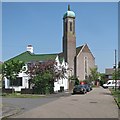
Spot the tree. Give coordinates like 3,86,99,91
89,67,99,85
118,61,120,68
26,60,68,94
69,75,79,86
99,73,106,86
112,69,120,80
2,60,25,93
0,64,2,74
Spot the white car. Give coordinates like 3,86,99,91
103,80,120,88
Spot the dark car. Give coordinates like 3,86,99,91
88,83,93,90
73,85,87,94
85,83,92,92
84,84,92,92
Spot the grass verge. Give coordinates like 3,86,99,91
110,88,120,109
2,93,46,98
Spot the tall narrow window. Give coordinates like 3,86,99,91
70,22,72,31
84,57,88,80
84,57,88,74
66,21,67,33
73,20,75,34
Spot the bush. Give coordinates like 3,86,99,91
2,88,15,93
21,89,33,94
2,93,7,96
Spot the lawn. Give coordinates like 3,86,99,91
110,88,120,108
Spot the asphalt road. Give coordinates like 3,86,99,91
2,92,71,118
14,87,119,118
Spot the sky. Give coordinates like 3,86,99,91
2,2,118,73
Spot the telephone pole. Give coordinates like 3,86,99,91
114,49,117,91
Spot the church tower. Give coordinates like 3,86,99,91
63,5,76,76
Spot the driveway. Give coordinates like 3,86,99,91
14,87,119,118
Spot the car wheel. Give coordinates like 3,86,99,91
83,90,86,94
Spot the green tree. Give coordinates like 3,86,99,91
89,67,99,85
32,71,53,94
118,61,120,68
112,69,120,80
99,73,106,86
2,60,25,93
0,64,2,74
69,75,79,86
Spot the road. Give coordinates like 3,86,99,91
11,87,119,118
2,92,71,118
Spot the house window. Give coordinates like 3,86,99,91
70,22,72,31
10,77,22,86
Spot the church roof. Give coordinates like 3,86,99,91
63,11,75,19
76,44,95,59
63,5,75,19
76,45,84,55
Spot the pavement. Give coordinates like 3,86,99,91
12,87,119,118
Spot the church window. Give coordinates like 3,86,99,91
73,20,75,34
84,57,88,74
65,21,67,33
70,22,72,31
84,57,88,80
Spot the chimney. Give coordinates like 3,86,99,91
27,45,33,53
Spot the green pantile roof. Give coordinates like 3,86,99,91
6,45,84,63
6,51,58,63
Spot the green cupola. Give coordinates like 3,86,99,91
63,5,75,19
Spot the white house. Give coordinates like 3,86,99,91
4,52,69,92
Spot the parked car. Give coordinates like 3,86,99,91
87,83,93,91
103,80,120,88
79,82,92,92
84,84,91,92
73,84,87,94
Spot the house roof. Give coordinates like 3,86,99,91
6,51,58,63
5,44,94,63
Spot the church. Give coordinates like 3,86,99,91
4,5,95,92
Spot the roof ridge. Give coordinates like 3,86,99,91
32,53,58,56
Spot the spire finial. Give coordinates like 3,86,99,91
68,5,70,11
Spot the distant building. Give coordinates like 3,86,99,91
105,68,114,80
4,5,95,92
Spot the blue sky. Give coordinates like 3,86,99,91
2,2,118,73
